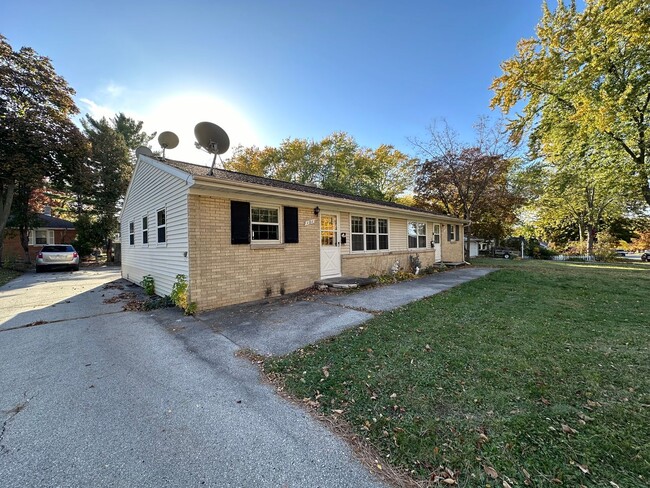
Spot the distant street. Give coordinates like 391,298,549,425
0,269,382,488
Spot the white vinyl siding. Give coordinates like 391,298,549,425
120,159,189,297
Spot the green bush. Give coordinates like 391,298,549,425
141,275,155,296
170,274,197,315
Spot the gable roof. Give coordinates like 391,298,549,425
156,157,459,220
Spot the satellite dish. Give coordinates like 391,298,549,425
135,146,153,158
158,131,179,160
194,121,230,175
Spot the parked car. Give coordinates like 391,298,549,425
614,249,626,257
493,247,518,259
36,245,80,272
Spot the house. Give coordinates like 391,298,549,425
120,155,466,311
466,237,492,258
2,208,76,264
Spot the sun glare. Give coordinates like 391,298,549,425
139,93,261,165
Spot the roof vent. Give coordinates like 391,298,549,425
43,205,52,216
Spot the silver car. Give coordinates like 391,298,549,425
36,245,80,272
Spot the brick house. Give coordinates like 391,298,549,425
3,209,76,264
120,155,466,311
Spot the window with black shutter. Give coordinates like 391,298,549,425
283,206,299,243
231,201,251,244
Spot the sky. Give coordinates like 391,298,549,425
3,1,544,165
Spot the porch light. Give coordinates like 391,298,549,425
314,206,320,216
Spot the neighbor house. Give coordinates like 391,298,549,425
2,208,76,264
120,155,466,311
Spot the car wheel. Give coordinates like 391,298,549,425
36,266,44,273
503,253,511,259
72,265,80,271
642,254,649,262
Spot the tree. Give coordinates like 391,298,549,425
491,0,650,205
225,132,416,201
0,35,87,265
111,112,156,153
411,119,523,258
80,116,131,261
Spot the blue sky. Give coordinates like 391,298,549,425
3,1,543,164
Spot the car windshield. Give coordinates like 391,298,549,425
42,245,75,253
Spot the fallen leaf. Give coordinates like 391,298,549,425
522,468,530,479
443,478,456,485
551,478,563,484
332,409,343,414
321,366,330,378
390,393,397,398
503,481,512,488
576,464,589,474
376,463,382,470
609,482,621,488
562,424,578,434
425,344,432,352
484,465,498,479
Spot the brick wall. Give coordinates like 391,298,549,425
342,249,437,277
440,224,465,262
187,195,320,311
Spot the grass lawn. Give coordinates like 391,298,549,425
0,267,20,287
265,259,649,487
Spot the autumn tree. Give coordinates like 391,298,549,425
225,132,416,202
411,119,523,258
491,0,650,205
0,35,88,265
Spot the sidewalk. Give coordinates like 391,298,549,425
198,266,496,356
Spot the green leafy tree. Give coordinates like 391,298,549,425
80,116,131,261
225,132,416,201
0,35,87,265
491,0,650,205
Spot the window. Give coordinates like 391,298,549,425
433,224,441,244
251,206,279,242
351,216,389,252
129,221,135,246
448,224,455,241
35,230,48,245
408,221,427,249
142,216,148,244
157,209,166,243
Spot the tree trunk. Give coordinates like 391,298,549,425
0,181,16,267
19,226,31,264
464,223,471,261
106,237,113,263
587,225,595,255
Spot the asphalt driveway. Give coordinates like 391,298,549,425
0,269,383,487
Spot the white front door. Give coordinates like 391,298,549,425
433,224,442,263
320,213,341,278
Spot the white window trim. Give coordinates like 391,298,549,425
408,221,428,249
350,215,390,253
250,203,282,244
129,221,135,247
448,224,456,241
433,224,441,244
141,214,149,247
156,207,167,246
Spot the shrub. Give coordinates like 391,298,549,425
170,274,198,315
141,275,155,296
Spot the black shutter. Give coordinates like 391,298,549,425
283,206,299,243
447,224,452,241
455,225,460,241
231,201,250,244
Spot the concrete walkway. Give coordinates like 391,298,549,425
199,266,496,356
